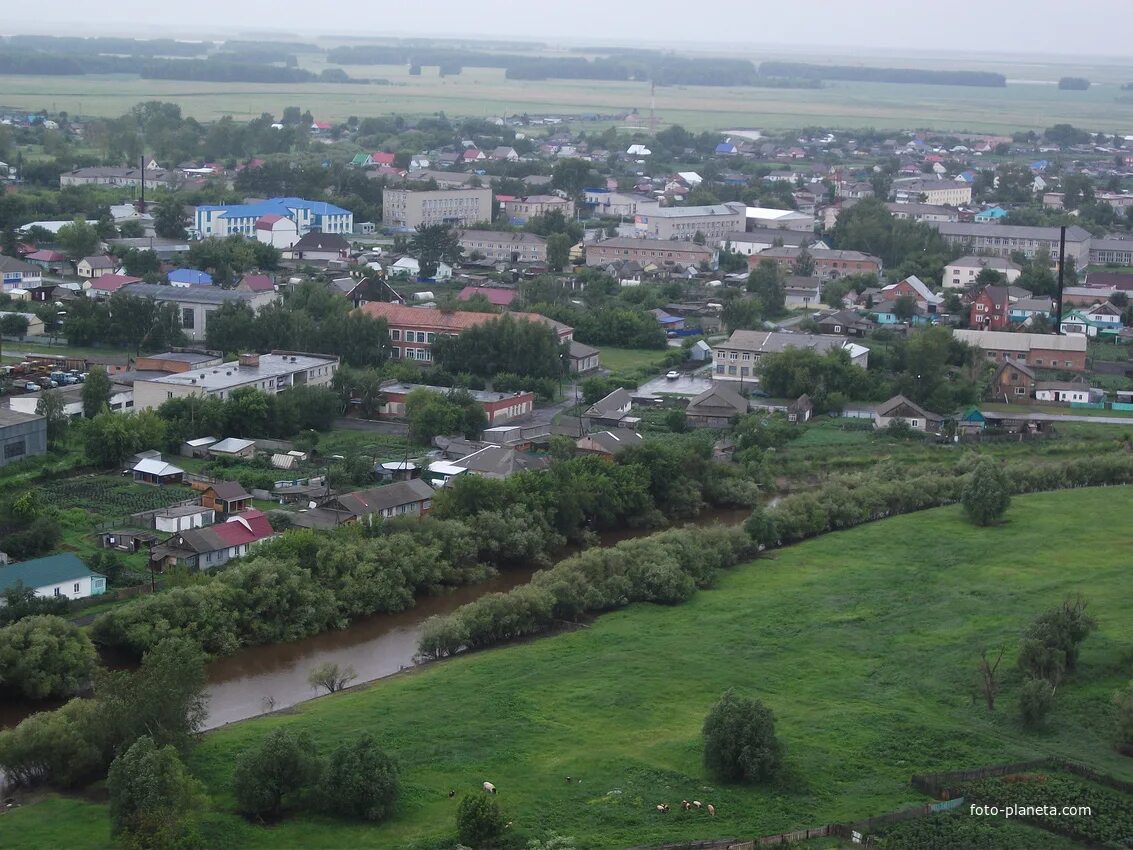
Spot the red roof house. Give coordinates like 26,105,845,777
457,286,516,307
89,274,143,296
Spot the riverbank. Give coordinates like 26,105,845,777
4,487,1131,849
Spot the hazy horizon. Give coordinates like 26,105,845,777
5,0,1133,59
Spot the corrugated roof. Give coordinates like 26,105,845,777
0,553,103,593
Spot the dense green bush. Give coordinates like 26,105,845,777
702,690,784,783
417,526,751,659
0,615,96,699
233,729,322,821
962,460,1011,526
456,794,507,848
321,734,399,822
107,736,203,847
1019,678,1055,729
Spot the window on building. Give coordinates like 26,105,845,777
54,587,61,597
73,583,80,593
391,329,401,341
3,440,25,459
181,308,194,329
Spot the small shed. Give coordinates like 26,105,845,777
132,458,185,486
209,437,257,460
180,436,218,458
377,460,419,482
787,394,814,424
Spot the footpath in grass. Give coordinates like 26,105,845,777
4,487,1133,848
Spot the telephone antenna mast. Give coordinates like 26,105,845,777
650,80,656,135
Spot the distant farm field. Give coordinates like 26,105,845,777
4,67,1133,132
4,486,1133,848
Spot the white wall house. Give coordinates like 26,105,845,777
0,553,107,602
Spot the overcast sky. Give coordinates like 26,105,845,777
6,0,1133,58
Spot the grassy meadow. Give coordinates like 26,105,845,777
4,486,1133,848
4,67,1133,132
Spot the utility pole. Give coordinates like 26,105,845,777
1054,225,1067,334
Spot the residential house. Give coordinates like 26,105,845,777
869,298,933,326
718,229,822,257
152,505,216,533
567,340,601,374
684,384,749,427
711,330,870,382
989,360,1037,402
0,255,43,292
285,232,351,263
952,329,1087,371
199,482,252,516
783,278,822,310
0,408,47,468
253,214,300,248
1008,297,1055,324
873,395,941,432
585,387,636,428
291,480,436,529
132,457,185,486
0,553,106,601
236,274,275,293
1035,381,1104,405
88,274,143,298
77,255,116,279
787,394,814,424
1060,307,1120,338
150,509,275,570
816,310,875,337
974,206,1009,223
944,256,1023,289
969,285,1012,330
884,202,959,224
650,308,685,331
575,430,645,456
0,310,44,337
447,445,551,479
881,275,943,314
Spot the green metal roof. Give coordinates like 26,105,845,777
0,553,104,593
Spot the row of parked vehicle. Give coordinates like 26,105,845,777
0,364,87,395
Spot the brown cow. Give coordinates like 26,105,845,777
655,804,670,813
707,803,716,816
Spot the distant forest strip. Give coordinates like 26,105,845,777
759,61,1007,87
2,35,209,57
0,51,360,84
327,46,819,87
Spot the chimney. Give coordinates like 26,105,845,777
239,353,260,368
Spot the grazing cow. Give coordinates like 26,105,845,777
707,804,716,816
656,804,670,813
565,776,572,783
681,800,691,811
448,789,455,798
691,801,702,809
483,781,496,794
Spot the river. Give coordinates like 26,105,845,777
0,508,753,733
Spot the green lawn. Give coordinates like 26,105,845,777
5,487,1133,848
598,346,669,374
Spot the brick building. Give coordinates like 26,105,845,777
378,383,536,425
952,329,1087,372
381,187,493,229
585,237,714,269
753,247,882,281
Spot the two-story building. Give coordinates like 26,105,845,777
969,285,1012,330
132,351,339,410
0,255,43,292
193,197,354,240
944,256,1023,289
893,178,972,206
711,330,870,382
754,247,882,281
635,202,747,241
359,302,572,364
500,195,575,225
932,223,1092,267
119,283,278,342
459,230,547,264
585,237,714,269
952,329,1087,371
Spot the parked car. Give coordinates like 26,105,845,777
24,382,39,392
665,370,680,380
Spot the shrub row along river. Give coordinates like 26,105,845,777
0,509,752,732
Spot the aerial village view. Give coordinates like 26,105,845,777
0,1,1132,848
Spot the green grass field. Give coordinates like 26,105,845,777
598,346,670,373
4,486,1132,848
4,67,1133,132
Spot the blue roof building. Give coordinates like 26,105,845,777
168,268,213,286
193,197,354,240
